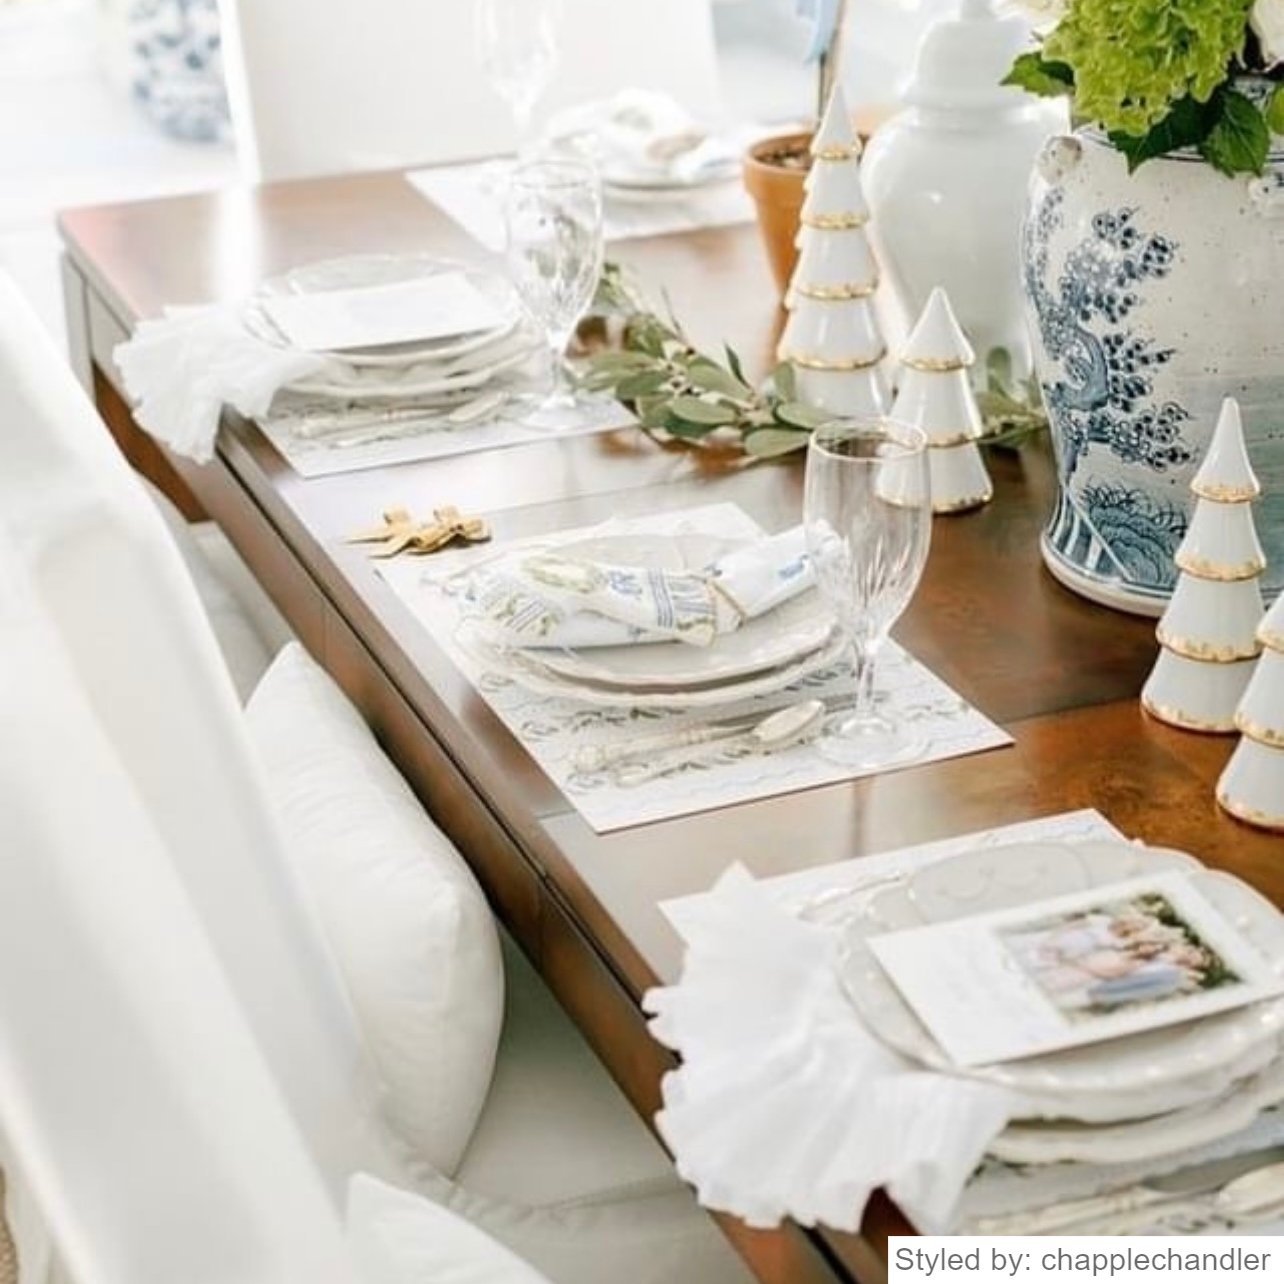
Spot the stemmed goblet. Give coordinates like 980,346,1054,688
474,0,561,147
503,157,604,425
803,418,933,768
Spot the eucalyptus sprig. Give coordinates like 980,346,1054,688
583,264,1048,458
581,265,827,458
976,348,1049,451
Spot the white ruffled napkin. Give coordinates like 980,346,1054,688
644,867,1019,1233
114,305,330,463
462,526,813,650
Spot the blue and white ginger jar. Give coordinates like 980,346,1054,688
1023,84,1284,616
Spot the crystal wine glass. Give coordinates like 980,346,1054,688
803,418,933,768
474,0,561,145
504,157,604,423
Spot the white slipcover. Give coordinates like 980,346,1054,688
0,542,359,1284
218,0,722,180
0,271,403,1199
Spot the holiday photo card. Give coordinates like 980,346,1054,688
867,872,1283,1067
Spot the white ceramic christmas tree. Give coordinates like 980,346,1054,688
776,85,888,419
890,287,992,513
1142,399,1264,733
1218,590,1284,831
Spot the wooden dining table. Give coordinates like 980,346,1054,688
58,168,1284,1284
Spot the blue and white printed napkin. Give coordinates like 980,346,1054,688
462,526,813,650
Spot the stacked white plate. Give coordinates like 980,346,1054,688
834,840,1284,1166
459,531,844,710
242,253,539,404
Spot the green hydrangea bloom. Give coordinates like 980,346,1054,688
1046,0,1251,136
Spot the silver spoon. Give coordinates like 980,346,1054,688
611,700,826,787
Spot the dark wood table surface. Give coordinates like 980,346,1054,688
58,169,1284,1284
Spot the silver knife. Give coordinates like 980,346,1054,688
972,1145,1284,1235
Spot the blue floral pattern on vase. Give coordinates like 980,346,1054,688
1024,186,1194,595
129,0,229,143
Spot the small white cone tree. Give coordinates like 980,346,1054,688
1143,399,1264,734
890,287,991,514
777,84,888,419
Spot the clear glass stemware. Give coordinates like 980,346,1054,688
474,0,561,144
803,418,933,768
503,157,604,423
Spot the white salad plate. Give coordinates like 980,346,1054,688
464,622,847,711
836,840,1284,1128
244,253,523,369
505,534,834,690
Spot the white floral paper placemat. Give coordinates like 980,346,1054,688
406,161,755,252
376,503,1012,832
260,391,634,478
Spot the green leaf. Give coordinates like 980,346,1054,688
744,428,810,459
724,345,748,384
1267,86,1284,138
986,346,1013,390
1199,90,1271,178
632,327,667,359
586,351,655,373
775,401,830,430
1108,94,1217,172
662,416,716,440
1002,53,1074,100
685,359,753,400
615,370,671,400
771,362,797,401
668,396,739,427
635,395,673,429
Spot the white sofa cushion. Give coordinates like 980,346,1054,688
349,1175,551,1284
246,643,504,1176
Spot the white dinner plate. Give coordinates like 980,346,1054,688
835,840,1284,1128
245,253,523,368
284,331,537,401
989,1057,1284,1166
509,534,834,690
462,621,848,710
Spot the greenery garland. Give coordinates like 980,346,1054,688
580,264,1046,458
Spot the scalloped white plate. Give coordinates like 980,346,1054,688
836,840,1284,1132
491,533,834,690
244,253,524,370
463,620,847,710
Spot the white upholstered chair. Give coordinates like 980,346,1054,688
0,568,362,1284
0,271,750,1284
0,545,563,1284
218,0,722,180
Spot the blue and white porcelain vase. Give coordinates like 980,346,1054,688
1023,83,1284,617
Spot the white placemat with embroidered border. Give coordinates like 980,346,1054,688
660,810,1284,1235
259,391,634,478
375,503,1012,833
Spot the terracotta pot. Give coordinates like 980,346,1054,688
742,131,812,297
